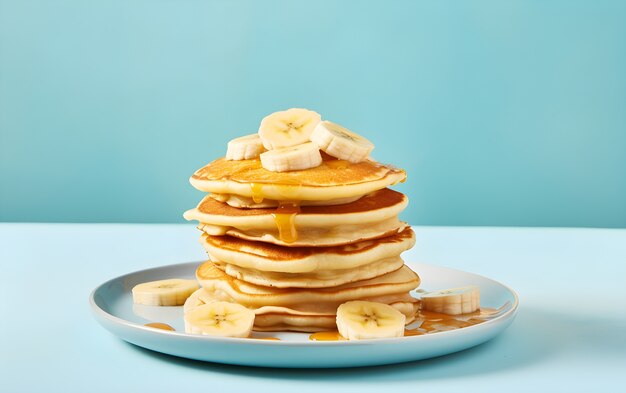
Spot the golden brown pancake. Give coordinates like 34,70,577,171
184,188,409,247
189,153,406,201
198,220,406,247
191,188,405,218
211,256,406,289
195,261,421,308
200,227,416,273
184,287,419,332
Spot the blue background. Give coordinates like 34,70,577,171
1,0,625,227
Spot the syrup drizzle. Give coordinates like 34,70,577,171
144,322,175,331
309,331,346,341
249,181,304,243
250,183,264,203
324,159,351,170
272,202,301,243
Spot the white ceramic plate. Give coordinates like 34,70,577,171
90,261,518,368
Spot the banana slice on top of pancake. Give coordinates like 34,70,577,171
310,120,374,163
258,108,321,150
260,142,322,172
225,134,266,160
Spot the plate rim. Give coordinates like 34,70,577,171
89,260,519,347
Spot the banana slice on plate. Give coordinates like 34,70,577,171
184,302,255,337
260,141,322,172
131,279,199,306
336,301,406,340
421,286,480,315
310,120,374,163
226,134,265,160
258,108,321,150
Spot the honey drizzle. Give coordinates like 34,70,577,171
404,305,508,336
249,180,303,243
144,322,175,331
324,159,351,170
309,331,346,341
250,183,264,203
403,329,426,336
272,202,301,243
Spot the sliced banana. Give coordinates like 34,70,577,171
184,301,255,337
336,301,406,340
183,287,217,314
421,286,480,315
260,141,322,172
132,279,199,306
225,134,265,160
258,108,321,150
310,120,374,163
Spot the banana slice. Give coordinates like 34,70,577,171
184,302,255,337
421,286,480,315
336,301,406,340
260,141,322,172
310,120,374,163
258,108,322,150
225,134,265,160
132,279,199,306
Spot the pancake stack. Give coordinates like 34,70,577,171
183,109,421,333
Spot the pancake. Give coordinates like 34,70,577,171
184,287,419,332
200,227,416,274
195,261,421,308
189,153,406,202
198,218,406,247
185,188,409,247
212,256,405,288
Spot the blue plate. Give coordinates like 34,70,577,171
90,261,518,368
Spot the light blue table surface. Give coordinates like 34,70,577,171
1,223,624,392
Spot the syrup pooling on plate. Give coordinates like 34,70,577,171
405,303,511,335
308,303,512,340
309,331,346,341
144,322,175,331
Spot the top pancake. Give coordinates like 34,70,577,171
189,153,406,201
